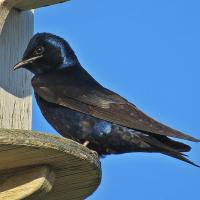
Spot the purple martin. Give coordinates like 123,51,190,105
14,33,199,167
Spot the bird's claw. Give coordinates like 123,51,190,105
83,140,90,147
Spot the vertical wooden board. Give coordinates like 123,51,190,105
0,9,33,129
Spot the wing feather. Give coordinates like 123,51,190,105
32,69,199,142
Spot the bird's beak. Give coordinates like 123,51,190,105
14,55,43,70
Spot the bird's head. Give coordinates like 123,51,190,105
14,33,79,75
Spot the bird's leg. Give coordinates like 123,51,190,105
83,140,90,147
82,141,98,156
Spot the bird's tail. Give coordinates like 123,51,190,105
139,133,199,167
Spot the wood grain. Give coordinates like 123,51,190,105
0,129,101,200
0,9,33,129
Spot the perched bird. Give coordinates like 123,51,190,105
14,33,199,167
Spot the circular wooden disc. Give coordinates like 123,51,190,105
0,129,101,200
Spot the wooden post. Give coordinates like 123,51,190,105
0,8,33,129
0,1,101,199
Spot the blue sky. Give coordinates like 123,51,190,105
33,0,200,199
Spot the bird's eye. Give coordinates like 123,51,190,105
34,46,45,55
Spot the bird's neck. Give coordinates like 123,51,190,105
57,64,100,85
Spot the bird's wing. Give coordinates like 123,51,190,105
32,71,199,142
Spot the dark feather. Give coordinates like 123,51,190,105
32,65,200,142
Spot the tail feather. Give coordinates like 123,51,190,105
149,134,191,152
140,133,199,167
162,151,200,168
140,134,186,155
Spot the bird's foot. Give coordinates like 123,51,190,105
82,141,98,156
82,140,90,147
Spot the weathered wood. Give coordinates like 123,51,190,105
0,129,101,200
0,9,33,130
0,166,55,200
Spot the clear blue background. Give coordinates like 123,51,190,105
33,0,200,199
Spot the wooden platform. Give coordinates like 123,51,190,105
0,129,101,200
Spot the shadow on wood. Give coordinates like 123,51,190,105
0,129,101,200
